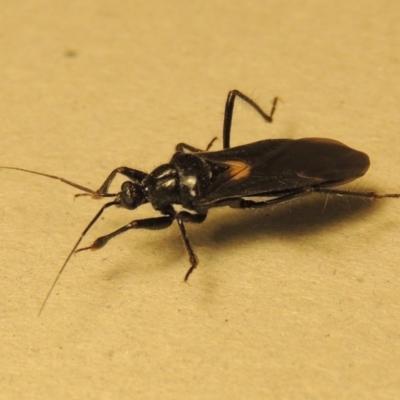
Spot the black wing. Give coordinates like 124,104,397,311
195,138,370,206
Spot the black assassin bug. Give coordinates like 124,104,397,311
2,89,400,315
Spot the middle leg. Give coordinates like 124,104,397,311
175,212,207,281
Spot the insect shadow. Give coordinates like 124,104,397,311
130,193,382,281
207,191,384,246
1,89,399,315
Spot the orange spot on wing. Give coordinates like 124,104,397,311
225,160,251,180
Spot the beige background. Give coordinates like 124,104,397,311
1,1,400,399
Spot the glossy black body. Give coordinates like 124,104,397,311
171,138,370,209
122,137,370,218
3,89,399,314
96,91,375,283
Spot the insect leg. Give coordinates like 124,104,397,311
229,186,400,210
176,143,204,153
175,212,207,281
176,137,218,153
229,189,313,209
76,167,148,198
314,187,400,199
76,215,175,253
223,90,279,149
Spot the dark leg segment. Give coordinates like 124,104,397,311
314,187,400,199
177,211,207,223
229,189,313,209
176,137,218,153
175,212,207,281
76,167,148,199
77,209,209,282
76,215,175,252
175,143,204,153
223,90,279,149
229,186,400,210
176,219,198,281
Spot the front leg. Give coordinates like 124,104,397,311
76,167,148,198
76,214,175,252
78,209,209,282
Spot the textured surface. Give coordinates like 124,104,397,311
1,1,400,399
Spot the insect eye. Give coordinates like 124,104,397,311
119,182,145,209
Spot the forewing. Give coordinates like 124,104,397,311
195,138,369,206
